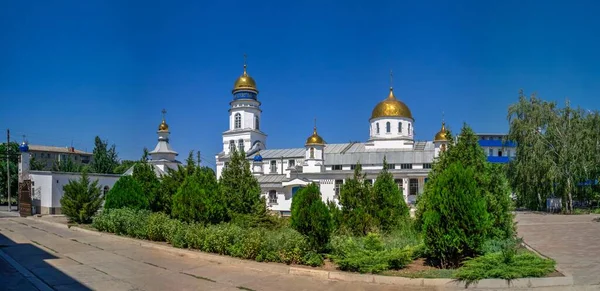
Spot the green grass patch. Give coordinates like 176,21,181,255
382,268,457,279
454,252,555,282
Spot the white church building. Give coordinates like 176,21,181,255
216,63,450,216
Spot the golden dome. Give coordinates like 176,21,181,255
370,87,413,120
434,122,448,142
306,126,325,146
233,64,258,92
158,119,169,131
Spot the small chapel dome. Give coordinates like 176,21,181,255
434,122,449,142
233,64,258,92
158,119,169,131
305,126,325,146
253,154,263,162
19,141,29,152
371,87,413,120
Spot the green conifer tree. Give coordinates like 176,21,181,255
171,167,226,224
104,175,148,210
290,183,331,251
219,149,266,216
372,157,409,232
60,172,104,223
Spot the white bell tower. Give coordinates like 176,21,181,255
222,55,267,156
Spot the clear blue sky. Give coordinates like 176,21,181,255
2,1,599,167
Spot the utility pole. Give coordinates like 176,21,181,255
6,129,10,212
197,151,201,167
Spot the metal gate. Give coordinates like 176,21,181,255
18,180,32,217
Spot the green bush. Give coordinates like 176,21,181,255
303,252,324,267
146,212,172,241
455,252,556,282
171,167,227,224
329,233,413,273
422,162,491,268
290,183,332,251
92,208,150,238
104,176,149,211
60,172,104,224
372,158,410,232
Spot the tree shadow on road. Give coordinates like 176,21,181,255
0,231,91,290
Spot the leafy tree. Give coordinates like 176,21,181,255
90,136,119,174
219,149,266,216
60,171,104,223
507,91,600,213
339,163,376,235
104,175,148,210
372,157,409,232
422,162,491,268
113,160,137,174
171,167,226,224
132,161,161,212
158,165,187,215
290,183,331,251
52,156,81,173
0,142,19,204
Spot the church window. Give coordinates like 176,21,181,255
268,190,277,204
229,140,235,152
288,159,295,168
498,150,503,157
234,113,241,129
399,122,402,133
400,163,412,169
270,160,277,173
409,178,419,196
387,164,396,169
238,139,244,152
408,123,411,135
386,122,391,133
255,116,259,130
376,123,380,134
334,180,343,198
310,147,315,159
488,148,493,156
423,163,432,169
332,165,342,170
350,164,356,170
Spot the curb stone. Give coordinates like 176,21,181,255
26,216,575,289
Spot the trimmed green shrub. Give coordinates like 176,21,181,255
455,252,555,282
61,172,104,224
290,183,332,251
147,212,172,241
92,208,150,238
132,162,162,212
171,167,226,224
104,176,149,210
422,162,491,268
303,252,324,267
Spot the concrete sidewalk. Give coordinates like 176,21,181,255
0,217,432,291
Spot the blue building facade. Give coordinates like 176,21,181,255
476,133,516,164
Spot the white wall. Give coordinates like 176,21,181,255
30,171,121,213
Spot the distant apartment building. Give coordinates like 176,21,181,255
476,133,516,164
28,145,93,170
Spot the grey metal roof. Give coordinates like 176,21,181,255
257,175,287,183
246,141,436,165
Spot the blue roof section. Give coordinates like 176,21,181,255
487,156,512,163
478,140,517,147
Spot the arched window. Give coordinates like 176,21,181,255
234,113,241,129
310,147,315,159
408,123,411,135
255,116,259,130
399,122,402,133
229,140,235,152
268,190,277,204
103,186,110,196
376,123,380,134
238,139,244,152
386,122,391,133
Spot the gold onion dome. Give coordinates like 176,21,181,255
158,119,169,131
233,64,258,92
305,126,325,146
370,87,413,120
434,122,449,141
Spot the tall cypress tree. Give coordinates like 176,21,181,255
132,150,161,212
339,162,376,235
372,157,409,232
219,149,266,216
90,136,119,174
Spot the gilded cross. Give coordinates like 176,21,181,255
161,108,167,120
